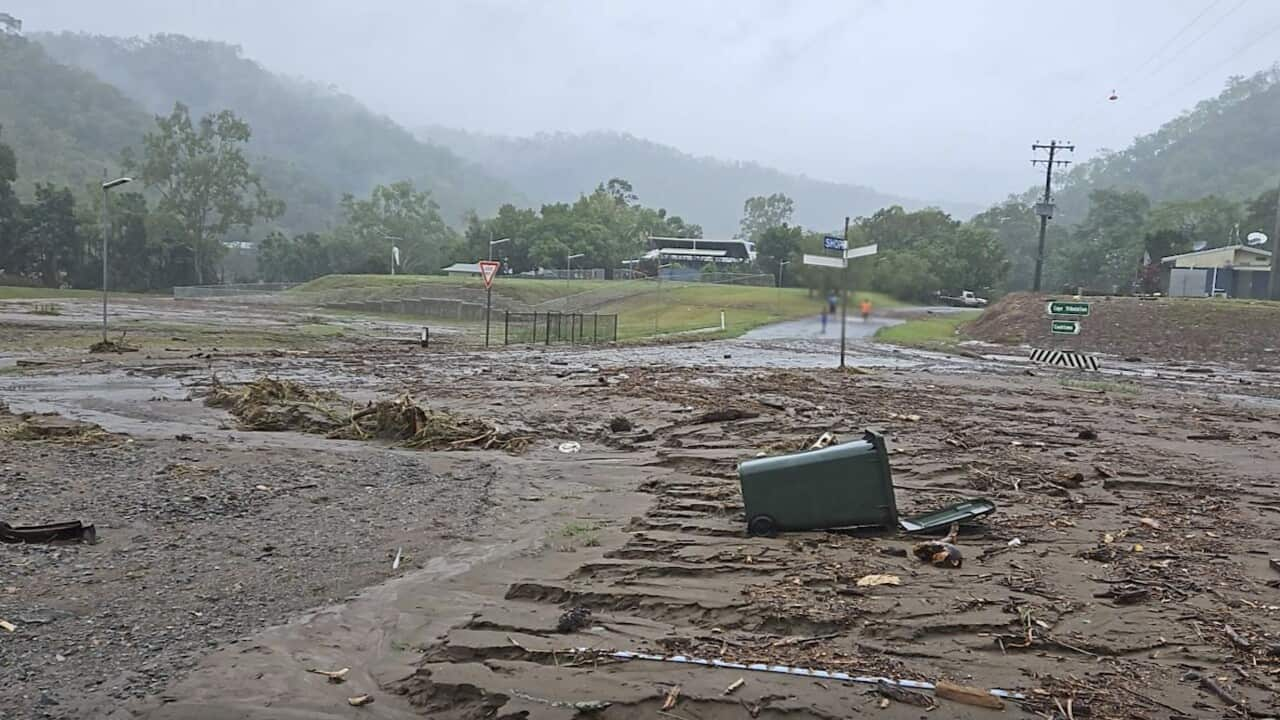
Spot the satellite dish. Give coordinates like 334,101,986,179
1192,241,1208,251
1247,231,1268,246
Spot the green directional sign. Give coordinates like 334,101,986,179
1047,301,1090,316
1051,319,1081,335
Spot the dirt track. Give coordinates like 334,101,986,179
3,299,1280,719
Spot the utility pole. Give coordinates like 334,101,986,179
1030,140,1074,292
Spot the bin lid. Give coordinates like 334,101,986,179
898,498,996,533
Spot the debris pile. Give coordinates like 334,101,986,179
0,409,113,443
88,337,139,354
203,376,530,452
331,395,530,452
204,377,343,432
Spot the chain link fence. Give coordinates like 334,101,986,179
502,311,618,345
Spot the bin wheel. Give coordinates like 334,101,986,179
748,515,777,537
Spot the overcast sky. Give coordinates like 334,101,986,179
10,0,1280,205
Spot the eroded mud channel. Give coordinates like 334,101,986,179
2,344,1279,719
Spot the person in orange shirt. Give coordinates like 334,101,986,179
859,298,872,322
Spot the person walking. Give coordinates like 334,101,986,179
860,298,872,322
820,309,828,334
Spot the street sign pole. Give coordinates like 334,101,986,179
478,260,501,347
804,232,877,369
839,216,850,369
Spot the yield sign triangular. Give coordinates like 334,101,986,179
478,260,500,288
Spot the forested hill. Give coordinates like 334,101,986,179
34,32,518,228
0,33,150,196
417,126,961,236
1050,66,1280,222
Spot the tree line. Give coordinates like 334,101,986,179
975,186,1277,294
0,103,280,290
745,193,1009,301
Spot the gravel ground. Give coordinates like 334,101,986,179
0,434,499,719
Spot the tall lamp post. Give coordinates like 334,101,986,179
383,235,402,275
489,236,510,262
777,259,791,314
566,252,584,285
100,176,132,342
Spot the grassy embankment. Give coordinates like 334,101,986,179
292,274,905,341
875,310,982,349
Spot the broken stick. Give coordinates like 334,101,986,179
661,684,681,711
876,680,933,708
935,680,1005,710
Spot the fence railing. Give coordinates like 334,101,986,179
174,282,299,298
503,311,618,345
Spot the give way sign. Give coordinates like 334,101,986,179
478,260,500,289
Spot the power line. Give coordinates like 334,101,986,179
1130,15,1280,117
1114,0,1224,89
1129,0,1247,86
1060,0,1247,135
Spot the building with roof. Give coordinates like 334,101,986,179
1160,245,1272,298
441,262,484,277
642,236,757,265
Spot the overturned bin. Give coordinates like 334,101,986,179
738,430,993,536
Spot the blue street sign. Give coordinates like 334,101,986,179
823,235,847,251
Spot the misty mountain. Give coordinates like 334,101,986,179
418,126,969,236
1047,66,1280,223
0,33,149,196
33,32,518,228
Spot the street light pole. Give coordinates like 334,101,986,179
566,252,584,286
777,259,790,314
100,176,132,342
489,236,510,262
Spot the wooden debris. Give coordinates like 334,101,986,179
876,680,934,708
723,678,745,696
692,408,759,424
347,694,374,706
0,619,15,632
1137,517,1162,530
661,685,681,711
934,680,1005,710
1224,624,1251,650
306,667,350,684
1185,671,1249,713
855,573,902,587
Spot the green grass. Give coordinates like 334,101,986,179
875,310,981,348
291,274,907,341
291,273,619,305
0,287,105,299
605,285,903,341
560,521,597,538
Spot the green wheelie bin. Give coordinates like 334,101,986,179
737,430,993,536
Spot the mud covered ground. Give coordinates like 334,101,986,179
968,292,1280,369
2,299,1280,719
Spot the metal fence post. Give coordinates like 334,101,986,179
504,310,509,345
545,312,551,345
613,315,618,342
